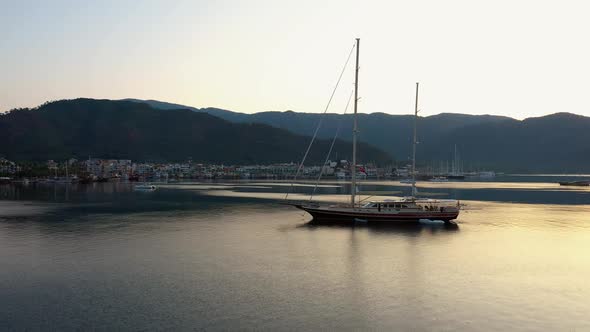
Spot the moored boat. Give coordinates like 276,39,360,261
478,171,496,178
134,184,157,191
447,174,465,180
429,176,449,182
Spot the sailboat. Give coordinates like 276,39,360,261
291,38,461,223
447,144,465,179
54,161,78,183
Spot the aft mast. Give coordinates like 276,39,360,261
351,38,360,207
411,82,419,197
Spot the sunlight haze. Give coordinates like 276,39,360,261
2,0,589,119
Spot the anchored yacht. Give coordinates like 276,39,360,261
293,197,460,223
289,39,461,223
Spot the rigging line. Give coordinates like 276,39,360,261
284,41,357,200
309,89,354,202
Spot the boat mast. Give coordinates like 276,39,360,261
351,38,360,207
453,144,459,175
412,82,419,197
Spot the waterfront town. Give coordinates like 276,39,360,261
0,157,398,183
0,156,500,184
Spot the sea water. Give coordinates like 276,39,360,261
1,178,589,331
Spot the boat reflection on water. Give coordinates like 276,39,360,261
299,218,460,234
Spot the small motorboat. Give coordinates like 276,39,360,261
134,184,157,191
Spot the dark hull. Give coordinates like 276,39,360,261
294,205,459,223
559,181,590,186
447,175,465,180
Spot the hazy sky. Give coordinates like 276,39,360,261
2,0,589,118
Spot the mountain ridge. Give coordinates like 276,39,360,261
125,99,590,172
0,99,392,164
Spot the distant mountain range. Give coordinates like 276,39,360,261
3,98,590,172
127,99,590,172
0,99,392,164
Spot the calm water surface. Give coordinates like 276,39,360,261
1,179,589,331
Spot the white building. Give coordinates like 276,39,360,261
0,158,19,174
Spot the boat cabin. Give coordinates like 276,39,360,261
361,199,459,212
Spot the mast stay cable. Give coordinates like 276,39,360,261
309,89,354,202
284,42,356,200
